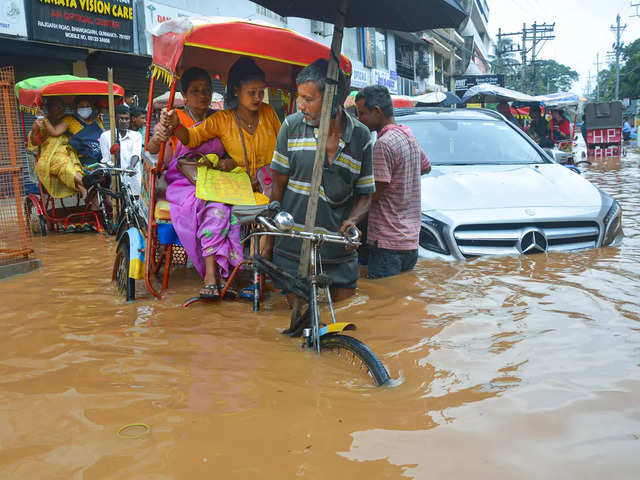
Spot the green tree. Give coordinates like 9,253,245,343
530,59,579,94
618,38,640,99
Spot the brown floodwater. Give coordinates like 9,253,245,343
1,151,640,479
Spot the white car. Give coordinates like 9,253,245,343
397,108,623,260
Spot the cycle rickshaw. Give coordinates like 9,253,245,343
112,16,390,386
16,75,125,234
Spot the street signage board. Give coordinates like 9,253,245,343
0,0,28,36
25,0,134,52
455,74,504,98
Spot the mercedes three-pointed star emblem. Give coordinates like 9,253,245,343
517,228,548,254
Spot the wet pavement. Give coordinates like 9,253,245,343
1,150,639,479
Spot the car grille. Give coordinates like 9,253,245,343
453,221,600,257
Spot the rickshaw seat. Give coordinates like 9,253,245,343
155,200,172,221
232,201,280,225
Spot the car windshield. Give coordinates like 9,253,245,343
402,118,549,166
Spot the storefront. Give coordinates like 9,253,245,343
1,0,152,105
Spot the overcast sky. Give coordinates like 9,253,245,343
486,0,640,94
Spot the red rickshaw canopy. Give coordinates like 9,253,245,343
16,75,124,112
149,17,352,89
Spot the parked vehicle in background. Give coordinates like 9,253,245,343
394,108,623,260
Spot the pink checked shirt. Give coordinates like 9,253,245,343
367,124,430,250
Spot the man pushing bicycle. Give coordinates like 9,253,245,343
263,59,374,303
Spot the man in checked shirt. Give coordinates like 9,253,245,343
355,85,431,280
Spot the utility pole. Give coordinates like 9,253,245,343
521,23,527,91
496,21,555,93
610,14,626,100
632,1,640,17
596,53,600,100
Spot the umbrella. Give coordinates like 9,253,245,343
16,75,124,112
412,91,462,106
532,92,583,108
252,0,467,326
461,83,536,104
412,91,446,105
250,0,466,32
440,91,463,106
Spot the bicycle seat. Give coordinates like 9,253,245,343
82,170,109,189
232,201,280,225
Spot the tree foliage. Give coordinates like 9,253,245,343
594,38,640,100
490,42,578,94
529,60,579,94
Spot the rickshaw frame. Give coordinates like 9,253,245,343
16,77,125,235
131,16,352,300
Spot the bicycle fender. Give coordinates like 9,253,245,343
319,322,356,336
117,227,145,280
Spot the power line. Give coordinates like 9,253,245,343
495,22,555,93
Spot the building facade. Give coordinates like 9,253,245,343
0,0,481,100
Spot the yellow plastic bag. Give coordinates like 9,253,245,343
195,156,256,205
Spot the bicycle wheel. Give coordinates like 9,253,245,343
319,334,390,386
114,241,135,301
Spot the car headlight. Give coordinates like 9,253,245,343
420,214,450,255
602,200,622,246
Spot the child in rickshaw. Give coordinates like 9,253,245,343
29,97,88,199
151,59,281,299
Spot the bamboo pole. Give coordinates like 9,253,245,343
107,68,120,220
290,0,348,328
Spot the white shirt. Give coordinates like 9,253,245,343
99,129,143,196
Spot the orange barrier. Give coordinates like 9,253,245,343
0,66,34,267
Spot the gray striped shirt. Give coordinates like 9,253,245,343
271,111,375,263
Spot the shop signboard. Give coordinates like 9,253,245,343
26,0,134,52
0,0,27,36
454,74,504,98
373,69,398,94
136,0,199,54
350,66,369,89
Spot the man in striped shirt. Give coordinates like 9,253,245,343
265,59,375,302
355,86,431,279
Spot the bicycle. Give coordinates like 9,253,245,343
83,163,142,237
243,207,391,387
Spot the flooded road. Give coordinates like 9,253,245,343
1,152,639,479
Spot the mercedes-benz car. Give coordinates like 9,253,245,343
397,108,623,260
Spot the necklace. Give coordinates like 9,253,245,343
236,110,258,130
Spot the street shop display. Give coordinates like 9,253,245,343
25,0,134,52
16,75,125,234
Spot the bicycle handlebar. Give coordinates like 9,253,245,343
246,215,361,247
85,163,137,176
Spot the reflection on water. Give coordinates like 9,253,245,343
1,152,640,478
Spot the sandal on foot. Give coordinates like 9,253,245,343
199,284,220,299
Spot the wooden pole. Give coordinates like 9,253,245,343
290,0,348,328
107,67,120,220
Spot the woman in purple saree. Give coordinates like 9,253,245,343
165,137,244,299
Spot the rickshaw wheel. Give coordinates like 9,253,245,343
24,198,47,237
114,241,135,301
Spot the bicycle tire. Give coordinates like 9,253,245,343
320,334,390,386
114,241,135,301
